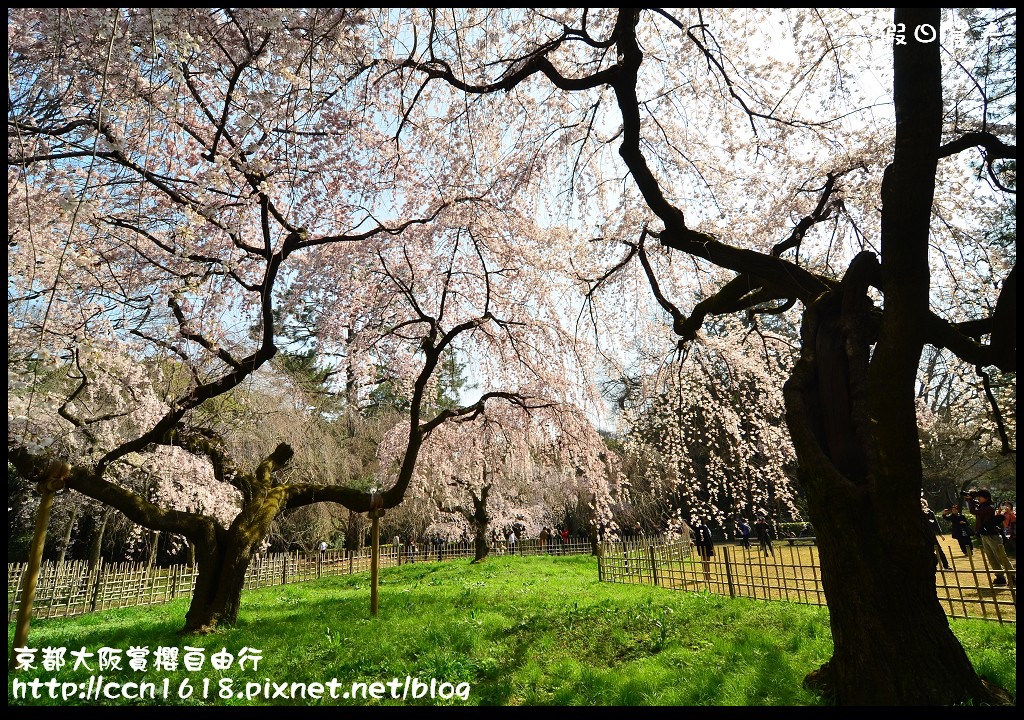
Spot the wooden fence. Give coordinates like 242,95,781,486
7,538,595,623
598,537,1017,624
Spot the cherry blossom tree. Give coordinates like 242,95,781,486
394,7,1015,705
616,316,798,536
388,400,619,562
7,8,584,631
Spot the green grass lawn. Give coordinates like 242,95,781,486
7,554,1016,706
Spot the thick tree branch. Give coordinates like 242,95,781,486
9,446,221,546
938,131,1016,160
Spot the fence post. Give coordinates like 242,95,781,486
282,554,288,586
649,546,659,586
597,544,604,582
723,546,736,599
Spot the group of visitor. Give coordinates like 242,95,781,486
538,526,571,553
958,489,1015,586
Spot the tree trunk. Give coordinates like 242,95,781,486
181,492,285,633
344,509,363,552
146,530,160,569
784,258,1011,705
57,505,78,566
470,485,491,563
588,523,601,557
88,510,111,573
797,478,1002,705
774,9,1012,705
183,541,252,633
472,523,489,563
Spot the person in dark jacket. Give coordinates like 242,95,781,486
754,516,775,557
941,504,974,557
692,518,714,584
735,517,751,549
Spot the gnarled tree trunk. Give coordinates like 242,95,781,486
470,485,491,563
781,13,1013,701
785,281,1008,704
184,534,259,633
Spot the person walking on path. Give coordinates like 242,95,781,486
692,517,715,585
973,489,1012,586
736,517,751,549
942,504,974,557
754,516,775,557
507,529,517,555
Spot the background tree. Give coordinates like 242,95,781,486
395,400,618,562
612,316,799,538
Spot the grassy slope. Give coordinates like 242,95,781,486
7,555,1016,706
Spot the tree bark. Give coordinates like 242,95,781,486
786,304,1008,703
183,537,251,633
146,530,160,569
57,505,78,566
181,488,289,632
88,510,111,573
471,485,491,563
781,12,1013,699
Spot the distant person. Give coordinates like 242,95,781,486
973,489,1011,586
941,504,974,557
1000,501,1016,555
692,517,714,584
317,540,328,554
432,535,443,561
560,527,570,552
405,537,417,563
736,518,751,549
754,516,775,557
507,529,517,555
921,499,950,571
539,526,551,553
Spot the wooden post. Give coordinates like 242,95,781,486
649,546,659,586
369,507,384,617
723,546,736,599
10,463,67,670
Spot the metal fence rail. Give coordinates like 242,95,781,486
598,537,1017,624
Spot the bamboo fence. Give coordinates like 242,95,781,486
7,539,594,622
598,536,1017,624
